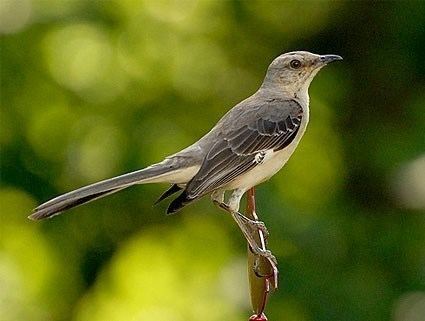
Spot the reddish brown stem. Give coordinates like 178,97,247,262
246,188,278,320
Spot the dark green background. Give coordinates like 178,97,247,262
1,1,425,321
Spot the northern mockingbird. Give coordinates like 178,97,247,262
29,51,342,262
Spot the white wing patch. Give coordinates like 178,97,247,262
254,151,266,164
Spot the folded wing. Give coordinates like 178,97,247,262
167,99,303,213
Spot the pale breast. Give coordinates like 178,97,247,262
224,105,309,191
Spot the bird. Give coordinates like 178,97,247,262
29,51,342,262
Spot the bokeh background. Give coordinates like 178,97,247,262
1,1,425,321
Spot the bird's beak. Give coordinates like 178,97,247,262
319,54,343,65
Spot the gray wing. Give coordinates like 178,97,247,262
186,99,303,199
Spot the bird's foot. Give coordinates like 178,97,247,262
250,246,278,266
234,210,269,239
213,200,269,238
213,199,275,266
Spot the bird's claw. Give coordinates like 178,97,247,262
231,209,270,239
213,199,274,261
250,246,277,266
249,220,269,239
214,201,269,236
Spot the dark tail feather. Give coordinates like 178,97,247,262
154,184,182,205
166,190,195,215
29,162,175,220
29,187,126,220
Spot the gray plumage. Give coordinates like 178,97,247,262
29,51,342,220
168,99,302,211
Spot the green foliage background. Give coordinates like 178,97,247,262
1,1,425,321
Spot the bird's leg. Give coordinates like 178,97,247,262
211,189,276,264
211,190,269,237
212,189,269,237
231,210,277,265
232,210,269,239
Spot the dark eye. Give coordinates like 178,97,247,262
290,59,302,69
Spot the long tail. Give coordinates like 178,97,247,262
29,161,183,220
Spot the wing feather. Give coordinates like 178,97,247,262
184,99,303,200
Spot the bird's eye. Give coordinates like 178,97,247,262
290,59,302,69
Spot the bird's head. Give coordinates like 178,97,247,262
262,51,342,100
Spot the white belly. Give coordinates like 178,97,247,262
224,107,309,191
224,145,295,190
